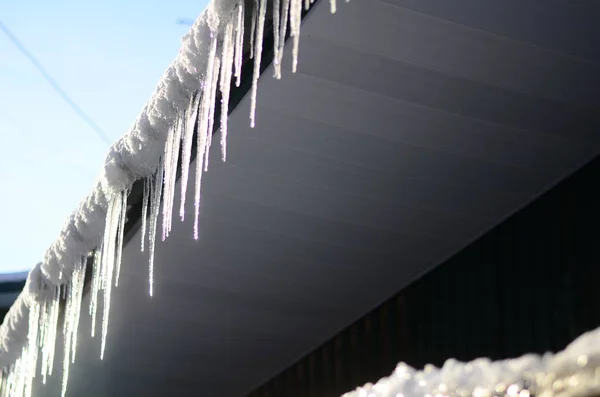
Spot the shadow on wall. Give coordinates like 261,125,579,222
247,155,600,397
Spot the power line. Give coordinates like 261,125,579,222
0,20,111,146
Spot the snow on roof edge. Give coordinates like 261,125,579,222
0,0,238,371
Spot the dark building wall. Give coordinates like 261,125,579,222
248,156,600,397
0,280,26,324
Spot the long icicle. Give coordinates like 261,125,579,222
289,0,303,73
89,244,102,338
140,177,150,251
23,300,40,397
71,257,87,364
148,158,164,297
205,56,221,172
114,188,129,287
249,0,268,128
99,196,119,360
61,282,73,397
277,0,291,78
161,118,181,241
11,357,24,397
273,0,281,78
194,33,218,240
41,287,60,382
37,300,49,384
179,94,200,221
220,17,235,162
170,119,183,231
163,116,183,240
161,127,174,241
59,257,86,397
249,0,258,59
100,189,127,360
234,1,245,87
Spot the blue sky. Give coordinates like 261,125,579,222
0,0,208,274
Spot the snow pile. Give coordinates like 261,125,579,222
0,0,330,394
343,327,600,397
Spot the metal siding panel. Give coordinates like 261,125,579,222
248,156,600,397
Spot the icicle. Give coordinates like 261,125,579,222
193,136,206,241
161,116,183,241
179,94,200,222
205,56,221,172
40,288,60,383
100,190,127,360
194,34,219,240
61,282,73,397
48,290,60,379
277,0,291,78
249,0,268,128
170,119,183,230
9,363,17,397
304,0,310,11
4,367,12,397
114,188,128,287
48,291,60,378
330,0,336,13
140,178,150,251
55,257,86,397
99,197,117,360
220,18,235,162
60,359,69,397
22,300,40,397
160,128,174,241
8,363,18,397
5,364,13,397
70,257,87,364
289,0,303,73
89,245,102,338
273,0,281,77
5,366,11,397
249,0,258,59
37,303,48,381
234,1,245,87
148,158,164,297
10,358,24,397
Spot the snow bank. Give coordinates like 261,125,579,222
0,0,598,396
343,328,600,397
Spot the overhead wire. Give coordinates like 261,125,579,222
0,20,112,145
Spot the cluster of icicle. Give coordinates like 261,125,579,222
342,327,600,397
0,0,343,395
